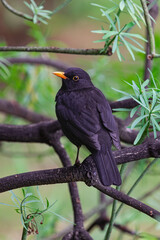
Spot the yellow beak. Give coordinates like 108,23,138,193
53,72,67,79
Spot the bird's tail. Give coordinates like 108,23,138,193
92,149,121,186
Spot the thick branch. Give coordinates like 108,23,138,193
0,99,51,123
0,157,160,222
0,122,160,163
110,98,138,110
51,136,85,230
3,57,70,71
0,121,61,143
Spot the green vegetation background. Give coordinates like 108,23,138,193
0,0,160,239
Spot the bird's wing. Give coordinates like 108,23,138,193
93,89,121,150
56,92,101,150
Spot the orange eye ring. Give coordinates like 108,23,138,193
73,76,79,81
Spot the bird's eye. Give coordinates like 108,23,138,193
73,76,79,81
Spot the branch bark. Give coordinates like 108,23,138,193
0,99,51,123
0,46,110,55
0,122,160,163
0,156,160,222
143,0,159,80
3,57,70,71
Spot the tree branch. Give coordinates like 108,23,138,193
1,0,33,21
0,156,160,222
0,121,160,163
50,136,88,239
143,0,159,80
3,57,70,71
0,99,51,123
0,46,111,55
140,0,156,56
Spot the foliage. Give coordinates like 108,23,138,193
0,0,160,239
0,187,72,237
90,1,150,60
24,0,53,24
113,72,160,144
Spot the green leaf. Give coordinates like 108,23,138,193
132,80,140,97
152,104,160,112
120,35,135,60
115,15,121,31
93,39,106,43
131,96,149,111
103,6,118,15
133,3,145,25
46,198,50,208
101,9,117,31
126,0,135,14
151,116,160,131
112,36,118,53
130,105,139,118
140,232,160,240
134,121,149,145
92,30,110,34
142,79,150,88
112,88,130,96
123,35,144,48
91,3,107,9
124,21,135,30
103,31,118,39
112,108,131,112
127,9,141,28
131,114,148,129
148,69,157,88
140,94,148,109
151,116,157,138
141,88,149,109
122,33,147,42
119,0,125,11
10,190,21,206
48,210,73,224
116,45,122,61
127,43,145,54
151,89,157,110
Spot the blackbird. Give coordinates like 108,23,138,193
53,67,121,186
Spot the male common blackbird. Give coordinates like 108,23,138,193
53,67,121,186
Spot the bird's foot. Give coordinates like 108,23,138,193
74,158,81,166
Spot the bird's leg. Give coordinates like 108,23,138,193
75,146,80,165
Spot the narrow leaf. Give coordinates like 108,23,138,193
131,114,148,129
119,0,125,11
120,36,135,60
112,36,118,53
130,105,140,118
134,121,149,145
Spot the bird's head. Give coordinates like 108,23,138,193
53,67,93,90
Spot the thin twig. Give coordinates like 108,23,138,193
105,164,126,240
115,158,158,218
0,159,160,222
1,0,33,21
140,0,155,56
3,57,70,71
0,46,110,55
143,0,158,80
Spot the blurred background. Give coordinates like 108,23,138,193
0,0,160,239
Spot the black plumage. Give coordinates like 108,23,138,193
53,67,121,186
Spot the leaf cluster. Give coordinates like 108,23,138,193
90,0,151,60
0,187,72,236
24,0,53,24
114,72,160,144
